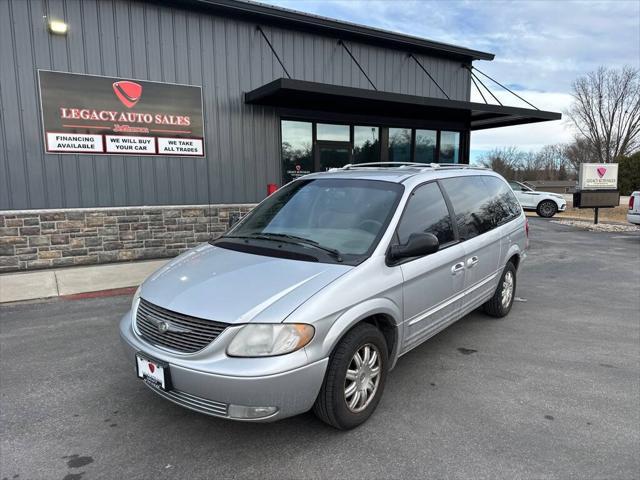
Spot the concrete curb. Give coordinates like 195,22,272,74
0,259,167,304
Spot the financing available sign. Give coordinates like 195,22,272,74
38,70,204,157
578,163,618,190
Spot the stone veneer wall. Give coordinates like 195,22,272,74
0,204,254,273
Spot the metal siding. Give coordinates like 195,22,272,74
1,0,470,209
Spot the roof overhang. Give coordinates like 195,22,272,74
245,78,562,130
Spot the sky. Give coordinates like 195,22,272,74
261,0,640,162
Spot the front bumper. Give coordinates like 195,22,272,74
119,310,328,422
558,201,567,211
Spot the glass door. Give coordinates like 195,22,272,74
316,141,351,171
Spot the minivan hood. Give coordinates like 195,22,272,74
140,243,352,324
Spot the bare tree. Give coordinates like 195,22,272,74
477,145,575,181
477,146,521,179
563,137,599,173
566,66,640,163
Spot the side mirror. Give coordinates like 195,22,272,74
389,233,439,261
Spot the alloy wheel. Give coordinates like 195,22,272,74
344,343,381,413
501,271,514,308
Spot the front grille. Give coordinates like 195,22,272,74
135,298,228,353
145,384,229,417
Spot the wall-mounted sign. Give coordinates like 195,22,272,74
38,70,204,157
578,163,618,190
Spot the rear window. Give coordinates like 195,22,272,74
440,175,521,240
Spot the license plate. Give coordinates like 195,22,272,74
136,353,171,391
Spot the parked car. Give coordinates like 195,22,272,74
120,163,528,429
508,181,567,217
628,191,640,225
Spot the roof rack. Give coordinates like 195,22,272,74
432,163,491,170
340,162,491,171
341,162,432,169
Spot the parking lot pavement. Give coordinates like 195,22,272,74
1,218,638,480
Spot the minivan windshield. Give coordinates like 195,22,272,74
220,178,404,263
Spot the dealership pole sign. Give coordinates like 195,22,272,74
574,163,620,223
578,163,618,190
38,70,205,157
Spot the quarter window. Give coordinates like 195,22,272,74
396,182,454,245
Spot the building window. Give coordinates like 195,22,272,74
414,129,437,163
388,128,411,163
440,131,460,163
281,120,313,183
353,126,379,164
317,123,350,141
280,120,464,184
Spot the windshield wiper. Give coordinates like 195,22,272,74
222,233,343,262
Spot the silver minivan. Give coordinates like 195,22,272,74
120,163,528,429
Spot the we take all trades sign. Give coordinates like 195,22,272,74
38,70,204,157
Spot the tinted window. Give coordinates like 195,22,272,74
388,128,411,162
281,121,312,183
353,126,380,163
317,123,350,141
414,129,437,163
440,131,460,163
481,176,523,223
441,176,521,240
396,182,455,245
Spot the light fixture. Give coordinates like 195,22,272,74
48,19,68,35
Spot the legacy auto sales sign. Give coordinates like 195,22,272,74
38,70,204,157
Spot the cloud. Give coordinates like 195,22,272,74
262,0,638,152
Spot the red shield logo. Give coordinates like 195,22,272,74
112,81,142,108
596,166,607,178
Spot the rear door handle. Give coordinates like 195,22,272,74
451,262,465,275
467,256,479,268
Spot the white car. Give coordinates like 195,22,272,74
508,181,567,218
628,191,640,225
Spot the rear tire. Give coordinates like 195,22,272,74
313,323,388,430
536,200,557,218
483,262,517,318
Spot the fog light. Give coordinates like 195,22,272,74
228,404,278,419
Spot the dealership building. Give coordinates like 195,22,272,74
0,0,560,272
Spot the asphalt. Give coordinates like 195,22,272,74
1,218,639,480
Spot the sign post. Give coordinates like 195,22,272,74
574,163,619,224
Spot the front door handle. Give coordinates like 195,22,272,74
467,256,479,268
451,262,465,275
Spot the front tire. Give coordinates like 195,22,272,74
483,262,517,318
313,323,388,430
536,200,557,218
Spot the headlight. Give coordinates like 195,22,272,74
227,324,314,357
131,286,141,311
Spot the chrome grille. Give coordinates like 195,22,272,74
145,384,229,417
135,298,228,353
